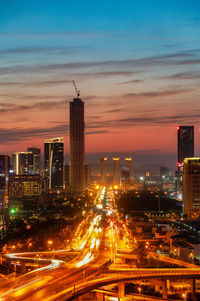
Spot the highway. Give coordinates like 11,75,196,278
0,186,199,300
0,187,118,300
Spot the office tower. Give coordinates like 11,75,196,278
12,152,33,175
183,158,200,216
27,148,41,174
125,157,133,180
113,157,120,185
44,137,64,190
69,97,85,193
177,126,194,164
100,157,107,184
85,165,91,187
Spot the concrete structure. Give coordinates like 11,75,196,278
44,137,64,191
113,157,120,185
12,152,33,175
69,97,85,193
100,157,107,184
27,148,41,174
182,158,200,216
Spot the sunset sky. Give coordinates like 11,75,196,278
0,0,200,167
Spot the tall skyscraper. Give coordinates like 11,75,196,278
100,157,107,184
113,157,120,185
27,148,41,174
177,126,194,163
44,137,64,190
12,152,33,175
69,97,85,193
183,158,200,216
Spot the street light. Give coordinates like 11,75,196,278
47,240,53,250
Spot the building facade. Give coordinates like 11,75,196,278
183,158,200,216
69,98,85,193
44,137,64,190
9,175,42,197
12,152,34,175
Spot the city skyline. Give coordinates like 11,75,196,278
1,0,200,167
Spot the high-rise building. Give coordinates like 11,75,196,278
113,157,120,185
177,126,194,164
183,158,200,216
100,157,107,184
44,137,64,190
12,152,33,175
27,148,41,174
69,97,85,193
125,157,133,180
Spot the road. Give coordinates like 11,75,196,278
0,186,199,301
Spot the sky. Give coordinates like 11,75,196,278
0,0,200,168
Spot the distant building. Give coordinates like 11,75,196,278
69,97,85,193
27,148,41,174
177,126,194,164
85,165,91,187
44,137,64,190
183,158,200,216
125,157,133,180
100,157,107,184
160,166,170,179
113,157,120,185
12,152,33,175
9,175,42,197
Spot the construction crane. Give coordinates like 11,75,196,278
72,80,80,97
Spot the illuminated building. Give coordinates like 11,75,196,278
183,158,200,216
177,126,194,164
113,157,120,185
27,148,41,174
69,97,85,193
0,155,10,222
125,157,133,180
12,152,33,175
44,137,64,190
9,175,42,197
100,157,107,184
